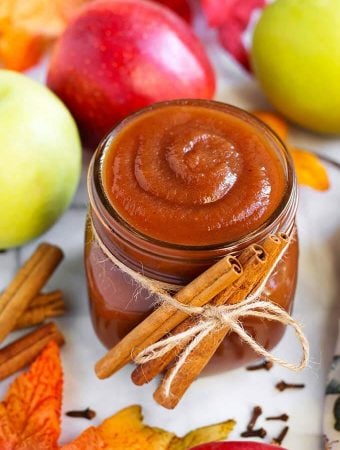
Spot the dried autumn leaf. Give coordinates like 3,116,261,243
62,405,175,450
3,341,63,450
0,0,89,70
290,148,330,191
61,405,235,450
60,426,109,450
252,110,330,191
0,404,20,450
253,110,288,141
168,419,236,450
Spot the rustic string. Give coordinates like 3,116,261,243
91,221,309,397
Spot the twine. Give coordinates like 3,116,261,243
91,221,309,396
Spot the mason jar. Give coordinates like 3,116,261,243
84,100,298,373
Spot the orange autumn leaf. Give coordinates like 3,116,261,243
290,147,330,191
2,341,63,450
252,110,330,191
253,110,289,141
0,404,20,450
61,405,235,450
0,0,89,71
60,426,109,450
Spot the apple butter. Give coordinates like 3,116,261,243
85,100,298,372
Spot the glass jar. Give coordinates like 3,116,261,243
84,100,298,373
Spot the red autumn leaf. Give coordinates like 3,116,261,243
201,0,267,71
3,341,63,450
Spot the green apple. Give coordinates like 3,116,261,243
0,70,81,249
251,0,340,134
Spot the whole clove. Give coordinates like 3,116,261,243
66,408,96,420
271,426,289,446
247,406,263,430
241,428,267,439
246,360,273,371
276,380,305,392
266,413,289,422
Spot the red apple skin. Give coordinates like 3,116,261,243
154,0,192,22
190,443,286,450
47,0,215,147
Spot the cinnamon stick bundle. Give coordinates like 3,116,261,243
153,234,289,409
0,243,63,343
131,244,264,386
95,254,242,379
0,322,64,380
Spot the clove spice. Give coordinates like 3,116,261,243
266,413,289,422
247,406,263,430
271,426,289,446
241,428,267,439
246,360,273,371
276,380,305,392
66,408,96,420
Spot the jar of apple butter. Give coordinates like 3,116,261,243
85,100,298,373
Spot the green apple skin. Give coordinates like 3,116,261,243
0,70,81,249
251,0,340,134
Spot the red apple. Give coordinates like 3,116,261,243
191,443,286,450
47,0,215,147
153,0,192,22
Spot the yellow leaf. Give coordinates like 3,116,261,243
291,147,330,191
168,419,236,450
61,405,236,450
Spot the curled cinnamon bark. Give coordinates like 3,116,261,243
0,243,63,342
0,322,64,380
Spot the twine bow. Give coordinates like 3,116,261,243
135,291,310,397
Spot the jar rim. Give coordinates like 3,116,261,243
89,99,298,253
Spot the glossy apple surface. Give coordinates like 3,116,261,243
154,0,191,21
47,0,215,147
191,442,285,450
0,70,81,249
252,0,340,134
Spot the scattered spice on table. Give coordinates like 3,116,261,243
271,426,289,446
246,360,273,371
266,413,289,422
246,406,263,430
66,408,96,420
241,428,267,439
276,380,306,392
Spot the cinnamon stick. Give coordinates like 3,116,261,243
0,322,64,380
29,290,63,308
132,244,263,386
95,255,242,379
0,244,63,343
14,298,66,330
154,234,289,409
